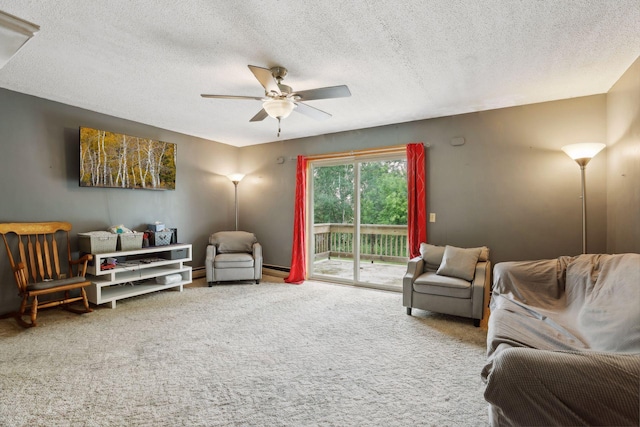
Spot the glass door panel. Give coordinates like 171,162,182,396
310,163,355,282
357,159,408,289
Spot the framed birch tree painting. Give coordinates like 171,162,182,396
79,127,176,190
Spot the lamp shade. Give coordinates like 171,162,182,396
561,143,606,164
263,99,295,119
227,173,245,183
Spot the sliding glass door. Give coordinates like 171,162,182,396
309,154,408,290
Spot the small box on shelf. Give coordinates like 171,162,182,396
160,248,187,260
147,223,165,232
150,230,173,246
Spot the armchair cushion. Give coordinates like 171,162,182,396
436,245,482,281
209,231,257,253
213,253,255,269
414,272,471,298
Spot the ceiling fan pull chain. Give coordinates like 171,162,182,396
277,117,282,137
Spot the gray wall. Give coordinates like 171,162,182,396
239,95,608,268
0,88,239,313
606,56,640,253
1,58,637,314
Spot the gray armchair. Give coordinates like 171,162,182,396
403,243,491,327
206,231,262,286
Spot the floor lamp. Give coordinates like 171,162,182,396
227,174,245,231
561,143,606,254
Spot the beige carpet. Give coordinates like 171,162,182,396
0,279,489,426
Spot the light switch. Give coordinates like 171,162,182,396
429,213,436,223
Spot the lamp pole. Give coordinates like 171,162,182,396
232,179,240,231
227,174,245,231
579,163,587,254
561,143,605,255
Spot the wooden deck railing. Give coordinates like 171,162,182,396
313,223,408,263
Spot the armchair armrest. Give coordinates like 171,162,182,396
205,244,217,282
252,242,262,258
471,260,490,319
252,242,262,280
403,256,423,308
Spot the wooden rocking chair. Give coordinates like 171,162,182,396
0,222,93,327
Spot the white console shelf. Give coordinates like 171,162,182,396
86,243,192,308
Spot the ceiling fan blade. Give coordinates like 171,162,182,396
201,94,264,100
248,65,280,95
293,102,332,121
294,85,351,101
250,108,269,122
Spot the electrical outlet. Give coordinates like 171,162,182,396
429,213,436,223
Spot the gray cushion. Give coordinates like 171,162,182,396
27,275,89,292
214,253,254,269
413,272,471,298
470,246,490,262
209,231,257,253
437,245,481,281
419,243,446,271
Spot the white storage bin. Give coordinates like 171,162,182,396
117,233,143,251
78,231,118,254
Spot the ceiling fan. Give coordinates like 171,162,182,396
201,65,351,137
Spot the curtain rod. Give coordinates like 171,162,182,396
304,143,425,161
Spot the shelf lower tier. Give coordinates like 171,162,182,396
92,266,190,286
87,268,192,308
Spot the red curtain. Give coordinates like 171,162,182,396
285,155,308,284
407,143,427,258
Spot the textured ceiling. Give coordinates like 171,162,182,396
0,1,638,147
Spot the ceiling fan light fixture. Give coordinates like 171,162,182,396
263,98,295,119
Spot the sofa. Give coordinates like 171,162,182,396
482,253,640,426
403,243,491,326
206,231,262,285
